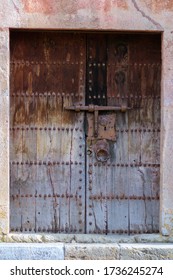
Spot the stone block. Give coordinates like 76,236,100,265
75,234,136,244
0,29,9,96
0,206,9,234
162,79,173,107
0,243,64,260
4,233,76,243
65,244,120,260
0,96,9,207
160,107,173,235
120,244,173,260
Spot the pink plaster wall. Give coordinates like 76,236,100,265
1,0,171,31
142,0,173,13
22,0,128,15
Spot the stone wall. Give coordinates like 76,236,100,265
1,243,173,260
1,0,173,238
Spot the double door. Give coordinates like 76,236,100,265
10,31,161,234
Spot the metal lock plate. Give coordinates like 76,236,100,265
87,113,116,140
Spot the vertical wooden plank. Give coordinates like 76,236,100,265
128,34,161,234
106,164,129,234
86,33,108,233
86,34,129,234
86,34,107,106
86,153,108,234
10,164,21,232
107,34,129,107
106,34,129,234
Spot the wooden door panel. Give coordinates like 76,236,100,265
10,32,86,233
86,34,161,234
127,35,161,234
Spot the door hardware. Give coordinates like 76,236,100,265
64,104,131,138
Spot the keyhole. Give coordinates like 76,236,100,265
104,126,107,131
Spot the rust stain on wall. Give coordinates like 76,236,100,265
22,0,128,15
114,0,128,10
22,0,57,14
102,0,128,13
144,0,173,13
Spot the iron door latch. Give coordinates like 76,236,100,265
64,104,131,139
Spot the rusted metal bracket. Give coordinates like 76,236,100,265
64,104,131,138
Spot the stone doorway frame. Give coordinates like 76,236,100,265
0,27,173,239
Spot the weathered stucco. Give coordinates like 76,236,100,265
0,0,173,242
0,0,167,30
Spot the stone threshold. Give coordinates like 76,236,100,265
1,233,173,243
0,243,173,260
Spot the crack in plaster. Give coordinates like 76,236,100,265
12,0,20,14
131,0,163,30
117,243,121,259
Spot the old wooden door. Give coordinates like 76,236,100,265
10,32,161,234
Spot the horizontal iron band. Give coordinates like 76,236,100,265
10,61,84,65
89,195,159,200
10,127,160,133
11,92,83,97
10,161,84,165
90,163,160,167
10,61,161,66
10,127,82,131
10,228,84,233
10,228,159,234
10,161,160,167
11,194,83,199
10,194,159,200
88,229,159,234
10,93,160,99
